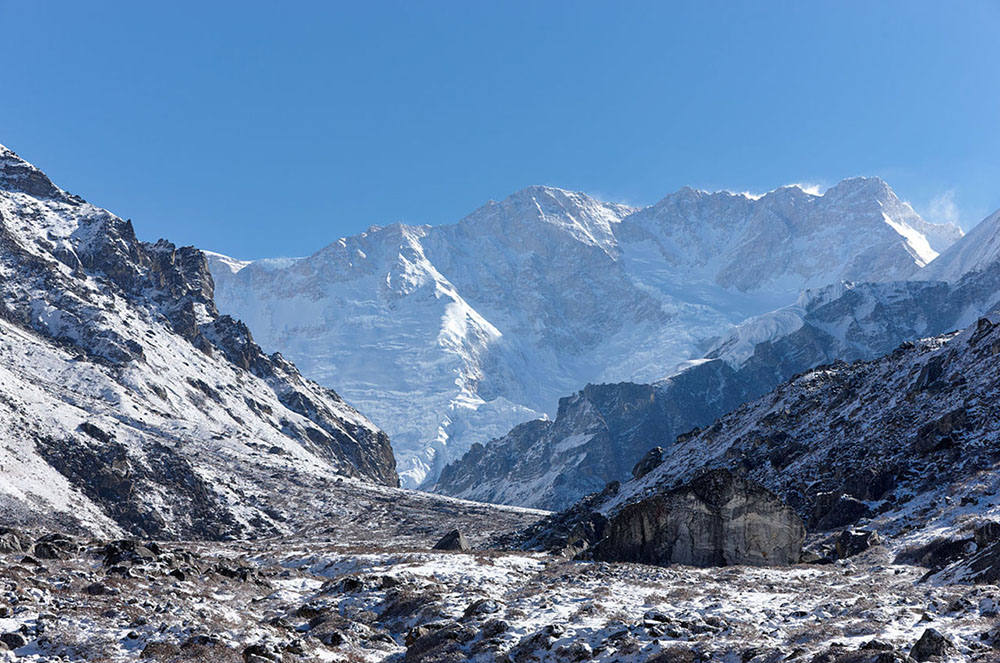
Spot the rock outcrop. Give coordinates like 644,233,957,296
591,470,805,567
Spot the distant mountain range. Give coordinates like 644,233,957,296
208,178,961,487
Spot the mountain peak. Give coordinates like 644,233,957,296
0,144,71,201
822,175,894,201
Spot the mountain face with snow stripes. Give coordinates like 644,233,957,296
0,144,398,539
208,178,961,487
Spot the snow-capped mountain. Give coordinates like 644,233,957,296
210,179,961,487
0,144,402,538
434,256,1000,510
919,208,1000,283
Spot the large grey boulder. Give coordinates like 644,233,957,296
592,469,805,567
432,530,470,551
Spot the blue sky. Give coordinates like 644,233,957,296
1,1,998,258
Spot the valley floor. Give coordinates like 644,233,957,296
0,535,995,662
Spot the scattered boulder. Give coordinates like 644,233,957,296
833,529,882,559
84,581,117,596
555,641,593,661
0,632,27,650
462,598,503,620
592,469,805,567
432,529,470,551
812,493,870,530
0,528,29,553
481,619,509,638
100,539,162,567
632,446,664,480
810,643,910,663
909,628,954,661
242,643,281,663
643,646,700,663
404,621,475,662
32,533,78,559
508,626,562,661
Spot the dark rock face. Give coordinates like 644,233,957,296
432,530,470,551
34,434,237,539
929,520,1000,585
533,312,1000,587
434,382,687,510
591,470,805,567
0,147,70,200
0,528,30,553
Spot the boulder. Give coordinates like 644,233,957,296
432,530,470,552
32,532,79,560
812,492,871,530
632,447,664,480
0,632,27,650
404,621,475,661
592,469,805,567
909,628,954,661
0,528,29,553
833,529,882,559
462,598,503,620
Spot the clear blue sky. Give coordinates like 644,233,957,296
2,1,998,258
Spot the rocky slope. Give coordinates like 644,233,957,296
209,179,961,487
520,311,1000,581
0,143,411,539
433,252,1000,510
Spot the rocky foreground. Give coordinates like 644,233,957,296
0,529,996,662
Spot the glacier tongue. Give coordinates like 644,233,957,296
208,180,963,487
